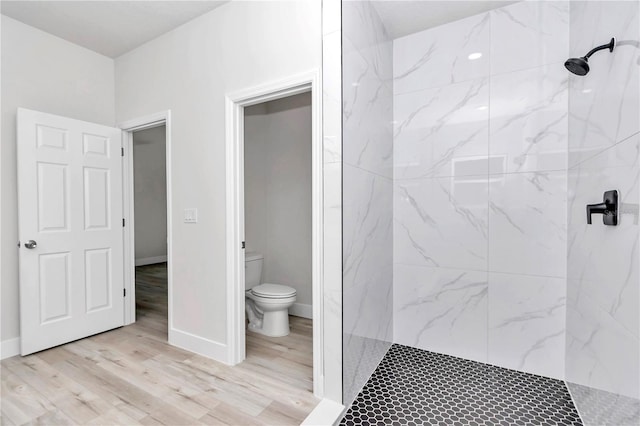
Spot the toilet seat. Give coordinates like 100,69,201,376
250,283,296,299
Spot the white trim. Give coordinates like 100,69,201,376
1,338,21,360
225,70,325,397
119,111,172,333
301,398,345,426
168,328,229,363
290,303,313,319
135,255,168,266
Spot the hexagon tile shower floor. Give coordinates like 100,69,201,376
340,344,582,426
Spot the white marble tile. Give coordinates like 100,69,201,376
342,334,391,406
393,13,490,94
567,134,640,338
489,65,568,174
567,1,640,166
322,24,342,402
322,0,340,36
342,0,392,85
394,78,489,179
323,93,341,164
343,164,393,343
323,29,342,164
323,162,342,291
393,264,488,363
567,382,640,426
491,1,569,75
488,171,567,277
394,176,488,271
323,30,342,103
343,36,393,177
565,285,640,399
488,272,566,379
323,288,343,402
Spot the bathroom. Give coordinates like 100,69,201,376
242,92,313,384
339,0,640,424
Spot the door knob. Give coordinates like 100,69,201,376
24,240,37,249
587,190,618,226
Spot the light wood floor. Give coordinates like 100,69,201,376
1,263,317,425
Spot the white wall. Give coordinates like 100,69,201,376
115,1,321,357
244,92,312,309
133,125,167,263
1,15,115,343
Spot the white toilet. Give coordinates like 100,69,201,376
245,251,297,337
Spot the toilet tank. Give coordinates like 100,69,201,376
245,251,264,289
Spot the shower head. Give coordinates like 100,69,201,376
565,57,590,76
565,38,615,76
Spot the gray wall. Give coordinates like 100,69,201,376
133,125,167,263
342,1,394,405
244,92,313,310
565,2,640,424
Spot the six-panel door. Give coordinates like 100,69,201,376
17,108,124,355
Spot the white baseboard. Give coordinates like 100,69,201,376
301,398,345,426
169,327,229,364
135,255,167,266
1,337,20,360
290,303,312,319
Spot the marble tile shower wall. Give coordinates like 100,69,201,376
342,1,394,405
565,1,640,424
392,1,570,380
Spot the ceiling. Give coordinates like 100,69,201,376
1,1,228,58
372,0,519,39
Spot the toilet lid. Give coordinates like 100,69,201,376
251,283,296,298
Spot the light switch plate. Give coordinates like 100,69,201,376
184,208,198,223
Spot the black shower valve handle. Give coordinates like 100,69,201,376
586,190,618,226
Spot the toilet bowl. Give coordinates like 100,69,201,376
245,252,297,337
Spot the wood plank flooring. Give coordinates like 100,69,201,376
1,263,318,425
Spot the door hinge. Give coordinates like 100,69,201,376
123,288,126,297
122,218,125,227
121,147,125,157
242,241,245,249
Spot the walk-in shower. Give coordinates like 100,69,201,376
341,1,640,425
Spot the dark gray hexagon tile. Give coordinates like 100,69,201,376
340,344,582,426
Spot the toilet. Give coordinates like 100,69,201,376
245,251,297,337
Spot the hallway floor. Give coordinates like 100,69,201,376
341,344,582,426
1,263,317,425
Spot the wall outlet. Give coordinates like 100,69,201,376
183,208,198,223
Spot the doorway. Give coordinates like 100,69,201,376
225,71,324,397
131,125,168,338
243,92,313,389
120,111,173,337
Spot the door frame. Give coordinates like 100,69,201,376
225,70,324,397
118,111,172,328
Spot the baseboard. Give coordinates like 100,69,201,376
290,303,313,319
168,327,229,364
135,255,167,266
301,398,345,426
1,337,20,360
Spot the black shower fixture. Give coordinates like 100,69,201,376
565,37,615,75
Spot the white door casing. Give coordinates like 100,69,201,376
17,108,125,355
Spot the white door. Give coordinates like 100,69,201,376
17,108,125,355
